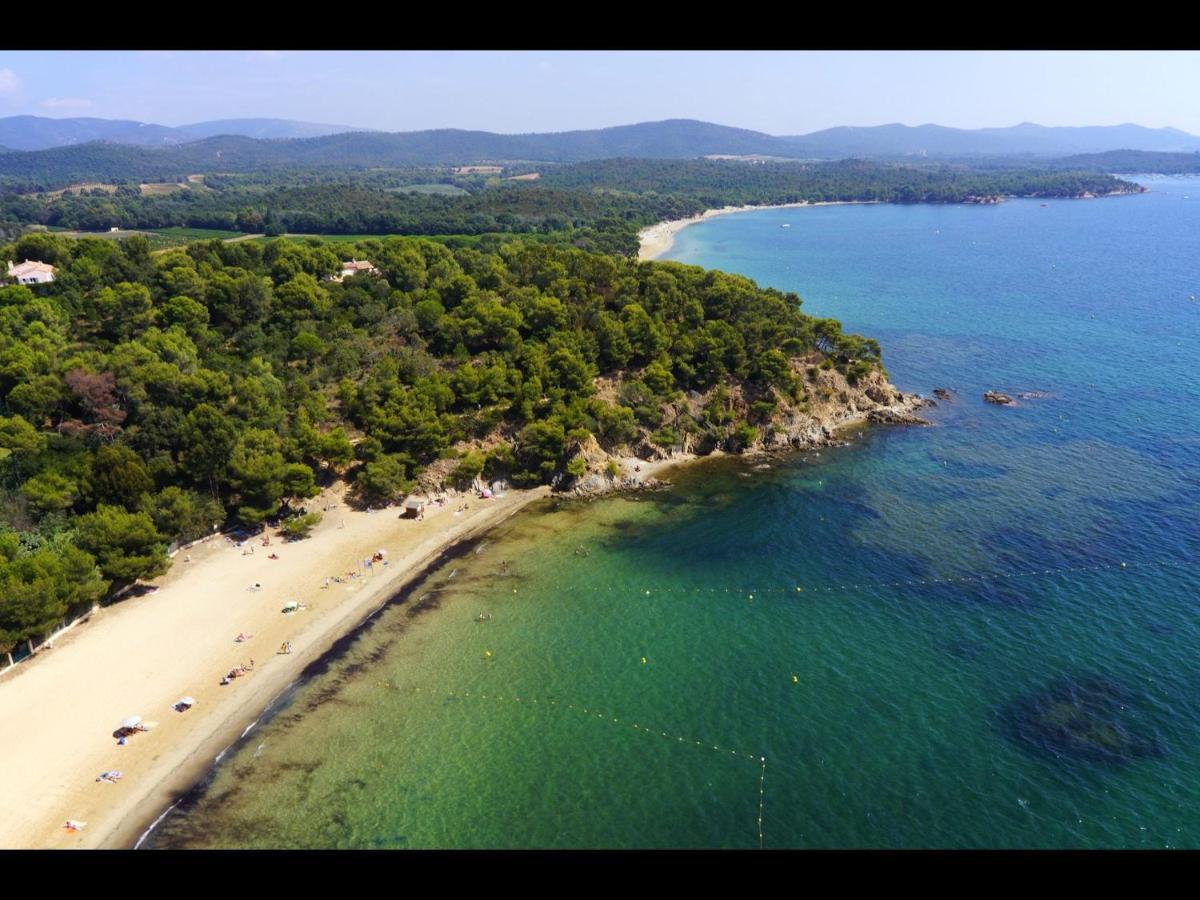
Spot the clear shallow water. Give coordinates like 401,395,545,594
149,177,1200,849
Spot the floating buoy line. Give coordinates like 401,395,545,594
411,684,768,847
369,556,1196,847
545,556,1198,601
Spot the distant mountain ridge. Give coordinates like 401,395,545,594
175,118,370,142
3,119,1200,188
780,122,1200,157
2,116,1199,158
0,116,361,151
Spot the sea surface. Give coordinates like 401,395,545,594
147,176,1200,849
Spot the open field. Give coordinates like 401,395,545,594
139,182,186,197
146,227,243,242
391,183,469,195
24,183,118,200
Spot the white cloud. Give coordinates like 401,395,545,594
0,67,20,96
41,97,93,111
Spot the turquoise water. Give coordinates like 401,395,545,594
148,177,1200,849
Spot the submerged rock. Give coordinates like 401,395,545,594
999,675,1165,765
867,407,931,426
933,388,954,401
984,391,1015,405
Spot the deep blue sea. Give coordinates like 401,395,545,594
149,176,1200,849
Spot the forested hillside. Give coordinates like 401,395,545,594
0,160,1144,257
0,231,879,655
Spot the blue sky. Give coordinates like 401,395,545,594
1,51,1198,135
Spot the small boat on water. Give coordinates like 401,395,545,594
781,223,791,228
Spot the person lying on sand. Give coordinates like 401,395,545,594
64,820,86,832
235,632,252,642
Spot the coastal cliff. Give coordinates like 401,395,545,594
563,362,929,497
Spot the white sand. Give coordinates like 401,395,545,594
0,483,549,849
637,201,878,261
0,454,692,850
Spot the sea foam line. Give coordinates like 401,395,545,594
133,799,180,850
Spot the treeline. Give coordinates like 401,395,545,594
0,159,1144,259
540,158,1143,205
3,181,702,256
1048,150,1200,174
0,231,875,655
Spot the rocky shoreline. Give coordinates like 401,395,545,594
564,365,931,499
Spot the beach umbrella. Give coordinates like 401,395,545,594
282,601,298,613
175,697,196,708
377,548,386,556
481,488,493,498
120,715,142,729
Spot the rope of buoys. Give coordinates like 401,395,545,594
758,757,767,850
587,556,1195,600
414,685,767,844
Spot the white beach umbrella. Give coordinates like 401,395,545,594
120,715,142,729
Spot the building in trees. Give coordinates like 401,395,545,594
328,259,381,283
6,260,56,284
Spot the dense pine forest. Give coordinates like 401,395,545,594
0,146,1153,657
0,159,1143,256
0,230,880,656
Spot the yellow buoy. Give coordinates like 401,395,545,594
484,650,492,658
641,657,647,665
792,675,799,684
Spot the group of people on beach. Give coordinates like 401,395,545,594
220,660,254,685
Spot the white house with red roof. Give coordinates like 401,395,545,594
328,259,381,283
6,260,56,285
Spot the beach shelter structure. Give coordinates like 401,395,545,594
402,497,425,519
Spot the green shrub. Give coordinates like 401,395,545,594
280,511,322,540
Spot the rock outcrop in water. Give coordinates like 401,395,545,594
564,360,930,497
984,391,1015,405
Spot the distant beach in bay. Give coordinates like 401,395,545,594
637,201,879,261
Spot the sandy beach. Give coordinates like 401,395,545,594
637,201,877,261
0,455,689,850
0,483,552,849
